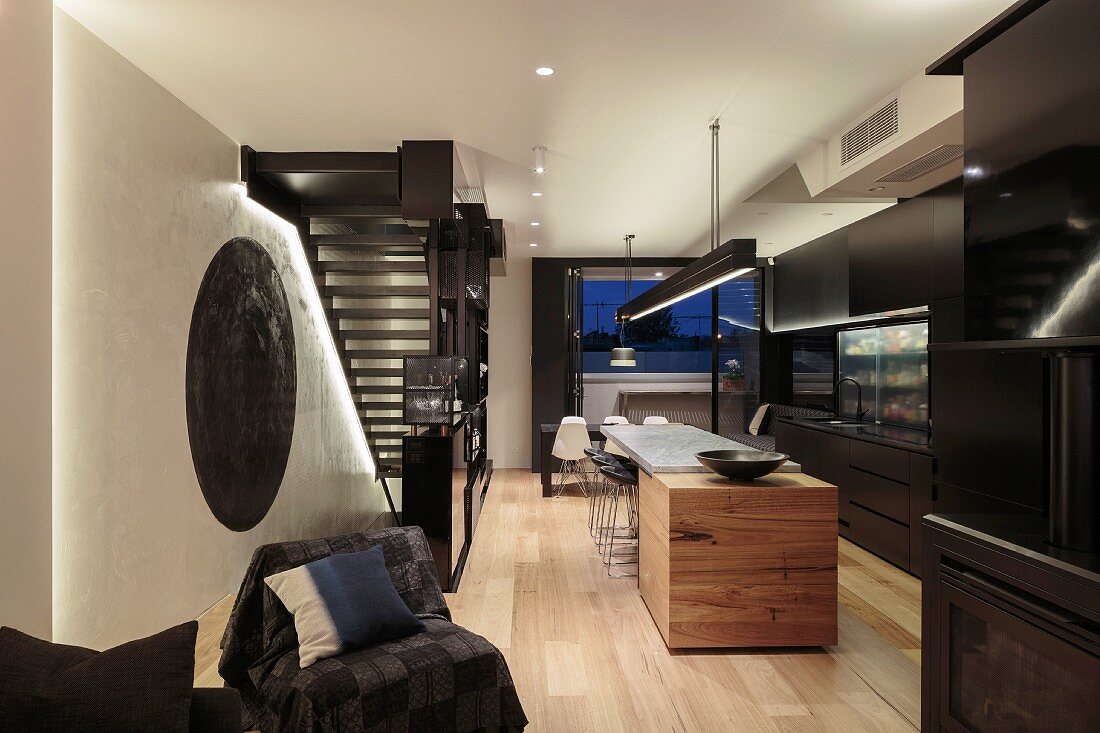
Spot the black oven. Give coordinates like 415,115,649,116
937,563,1100,732
923,515,1100,733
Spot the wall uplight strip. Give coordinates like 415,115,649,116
235,184,377,477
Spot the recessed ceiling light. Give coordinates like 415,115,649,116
531,192,543,197
535,67,555,76
530,221,540,226
822,212,834,216
654,271,664,277
868,186,885,192
529,242,539,247
757,211,768,216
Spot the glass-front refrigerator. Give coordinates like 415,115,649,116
837,321,929,429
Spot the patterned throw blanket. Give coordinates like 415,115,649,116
219,526,528,732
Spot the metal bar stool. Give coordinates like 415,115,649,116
584,448,618,534
598,465,639,578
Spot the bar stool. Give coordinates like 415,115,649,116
598,465,639,578
586,451,622,537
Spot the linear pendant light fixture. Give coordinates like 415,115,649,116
610,234,637,367
615,118,756,323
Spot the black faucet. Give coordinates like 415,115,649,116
833,377,869,422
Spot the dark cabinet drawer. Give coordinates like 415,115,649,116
849,440,910,484
819,432,851,523
849,503,909,571
774,422,823,477
849,466,909,525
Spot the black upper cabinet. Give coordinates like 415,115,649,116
772,228,850,331
931,178,964,301
849,195,934,316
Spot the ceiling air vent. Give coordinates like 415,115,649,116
875,144,963,183
840,97,899,167
457,187,487,204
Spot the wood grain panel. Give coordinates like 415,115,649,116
641,470,838,648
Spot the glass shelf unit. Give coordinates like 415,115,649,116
838,321,929,429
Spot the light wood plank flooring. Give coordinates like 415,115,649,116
195,468,921,732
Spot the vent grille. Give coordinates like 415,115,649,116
457,187,486,204
841,98,899,166
875,144,964,183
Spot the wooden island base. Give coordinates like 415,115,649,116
639,470,838,649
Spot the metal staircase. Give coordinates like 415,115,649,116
240,142,504,478
313,223,430,474
241,146,440,477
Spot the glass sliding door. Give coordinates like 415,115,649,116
578,267,713,428
716,270,762,437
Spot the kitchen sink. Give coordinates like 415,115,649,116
803,416,866,427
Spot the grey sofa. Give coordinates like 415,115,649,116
725,404,832,452
219,525,527,733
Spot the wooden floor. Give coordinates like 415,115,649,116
195,468,921,732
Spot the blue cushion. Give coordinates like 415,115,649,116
264,545,426,668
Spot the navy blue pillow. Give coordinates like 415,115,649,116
264,545,426,667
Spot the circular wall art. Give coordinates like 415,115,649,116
186,237,296,531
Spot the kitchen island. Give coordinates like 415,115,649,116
602,424,838,649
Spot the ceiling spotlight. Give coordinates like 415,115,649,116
531,192,543,197
757,211,769,216
654,272,664,277
529,242,539,247
530,221,540,227
533,146,547,174
822,212,834,216
868,186,885,192
535,67,555,76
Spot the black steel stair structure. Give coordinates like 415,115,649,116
241,145,437,477
240,142,505,479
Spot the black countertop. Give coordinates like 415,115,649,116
925,513,1100,589
778,416,932,455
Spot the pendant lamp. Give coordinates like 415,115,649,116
611,234,637,367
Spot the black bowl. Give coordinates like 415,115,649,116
694,449,788,480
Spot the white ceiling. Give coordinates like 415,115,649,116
56,0,1014,260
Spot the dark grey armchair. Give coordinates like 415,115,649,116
219,526,527,733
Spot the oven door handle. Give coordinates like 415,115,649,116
957,569,1082,627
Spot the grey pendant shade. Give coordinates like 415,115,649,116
610,346,636,367
612,234,637,367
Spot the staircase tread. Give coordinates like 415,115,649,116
319,261,426,273
340,329,430,339
333,308,430,319
326,286,430,297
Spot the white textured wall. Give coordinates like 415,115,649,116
487,259,532,468
0,0,52,640
53,12,387,648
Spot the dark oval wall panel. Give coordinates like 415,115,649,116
186,237,296,531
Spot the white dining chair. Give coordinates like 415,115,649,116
603,415,630,458
642,415,669,425
552,419,593,496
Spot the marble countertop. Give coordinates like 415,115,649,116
600,424,802,475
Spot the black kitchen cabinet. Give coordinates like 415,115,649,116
931,178,964,301
775,417,932,575
849,195,934,316
774,419,822,478
819,432,851,523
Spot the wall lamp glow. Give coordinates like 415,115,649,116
533,146,547,174
616,238,757,323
